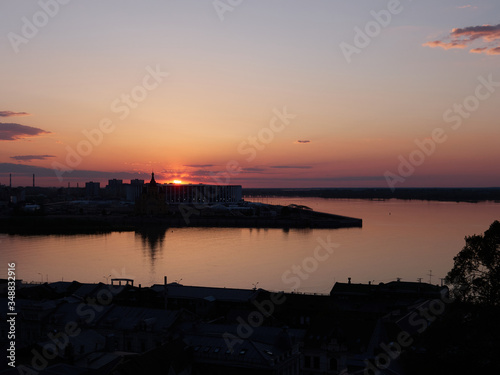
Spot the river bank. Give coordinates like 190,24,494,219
0,208,362,235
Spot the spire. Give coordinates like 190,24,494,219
150,172,157,186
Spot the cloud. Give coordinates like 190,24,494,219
295,140,311,144
242,167,267,172
183,164,214,168
423,23,500,55
0,122,50,141
457,5,477,10
10,155,56,162
270,165,313,169
451,24,500,42
0,111,31,117
470,46,500,55
422,40,468,50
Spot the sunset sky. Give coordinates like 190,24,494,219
1,0,499,188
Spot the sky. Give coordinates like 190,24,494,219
1,0,499,188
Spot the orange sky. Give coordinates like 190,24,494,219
1,1,499,188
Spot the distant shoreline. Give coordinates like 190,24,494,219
243,187,500,202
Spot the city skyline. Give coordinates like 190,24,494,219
1,0,500,188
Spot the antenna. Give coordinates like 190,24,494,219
427,270,433,284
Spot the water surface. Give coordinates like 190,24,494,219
2,198,498,293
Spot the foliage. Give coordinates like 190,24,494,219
446,220,500,306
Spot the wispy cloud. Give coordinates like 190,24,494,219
422,40,468,50
10,155,56,162
0,111,31,117
295,140,311,144
270,165,313,169
0,122,50,141
423,23,500,55
471,46,500,55
242,167,267,172
457,5,477,10
184,164,215,168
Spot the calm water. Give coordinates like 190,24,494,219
2,198,498,293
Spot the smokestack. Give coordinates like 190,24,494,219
164,276,168,310
9,173,12,188
348,277,351,284
33,174,35,188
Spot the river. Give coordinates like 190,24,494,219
2,198,498,293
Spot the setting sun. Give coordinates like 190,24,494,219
173,180,182,184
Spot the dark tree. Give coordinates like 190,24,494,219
446,220,500,306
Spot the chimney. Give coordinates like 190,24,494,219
348,277,351,284
164,276,168,310
9,173,12,188
33,174,35,187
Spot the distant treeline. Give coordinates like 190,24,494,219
243,187,500,202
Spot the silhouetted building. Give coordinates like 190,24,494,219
85,181,100,198
106,179,124,198
126,179,145,202
135,173,167,215
164,183,242,204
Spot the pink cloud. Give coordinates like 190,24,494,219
423,23,500,55
451,24,500,42
481,46,500,55
0,111,31,117
422,40,467,50
0,122,50,141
